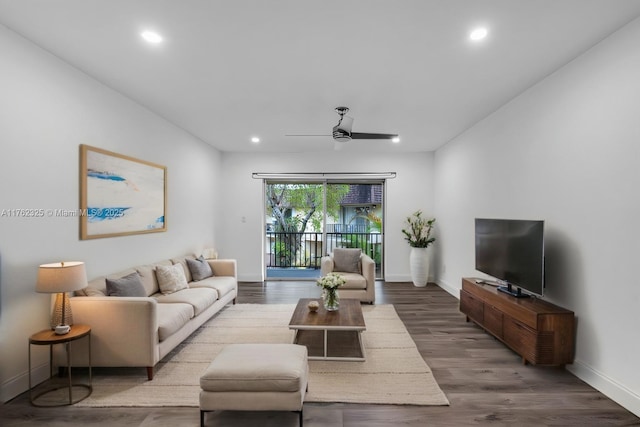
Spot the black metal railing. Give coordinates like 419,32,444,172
325,223,371,233
265,231,382,270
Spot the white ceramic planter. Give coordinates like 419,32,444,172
409,247,430,287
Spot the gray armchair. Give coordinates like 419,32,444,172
320,248,375,304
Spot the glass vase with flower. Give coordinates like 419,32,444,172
316,272,345,311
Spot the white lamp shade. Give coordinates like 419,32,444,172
36,261,87,293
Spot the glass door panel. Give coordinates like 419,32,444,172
325,182,384,279
265,182,324,279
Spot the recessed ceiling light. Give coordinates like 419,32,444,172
469,27,488,41
251,137,260,143
141,31,163,44
392,136,400,143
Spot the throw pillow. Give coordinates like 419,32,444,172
156,264,189,294
186,255,214,281
333,248,362,273
106,272,147,297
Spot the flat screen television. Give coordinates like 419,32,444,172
475,218,544,298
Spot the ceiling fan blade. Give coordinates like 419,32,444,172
350,132,399,140
285,134,331,137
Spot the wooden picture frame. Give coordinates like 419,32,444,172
80,144,167,240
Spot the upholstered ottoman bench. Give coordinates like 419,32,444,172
199,343,308,427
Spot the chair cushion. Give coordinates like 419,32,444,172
340,272,368,289
200,344,308,393
333,248,362,273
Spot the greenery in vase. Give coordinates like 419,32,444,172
402,210,436,248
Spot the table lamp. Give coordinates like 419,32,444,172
36,261,88,335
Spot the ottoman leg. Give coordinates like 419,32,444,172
200,410,205,427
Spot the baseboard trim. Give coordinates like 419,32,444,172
238,274,264,282
567,359,640,417
435,278,459,298
382,274,411,282
1,360,49,403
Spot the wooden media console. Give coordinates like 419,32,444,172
460,277,575,366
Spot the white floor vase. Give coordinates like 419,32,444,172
409,247,430,287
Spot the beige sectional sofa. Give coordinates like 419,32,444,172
55,254,237,380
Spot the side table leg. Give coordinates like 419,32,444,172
28,343,33,404
66,342,73,404
88,333,92,389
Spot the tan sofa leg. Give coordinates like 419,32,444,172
147,366,154,380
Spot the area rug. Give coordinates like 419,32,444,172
76,304,449,407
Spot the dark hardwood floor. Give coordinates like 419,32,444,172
2,281,638,426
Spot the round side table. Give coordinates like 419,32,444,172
28,324,92,406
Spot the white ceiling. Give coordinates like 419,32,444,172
1,1,640,153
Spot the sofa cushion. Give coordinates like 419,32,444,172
78,268,136,296
187,256,214,281
190,276,236,297
156,264,189,295
333,248,362,273
76,276,107,296
339,272,368,290
136,261,170,296
171,255,196,283
156,302,194,341
106,272,146,297
154,287,218,316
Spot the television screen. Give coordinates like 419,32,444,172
475,218,544,297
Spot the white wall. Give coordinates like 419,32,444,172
0,25,222,401
434,17,640,416
219,151,435,282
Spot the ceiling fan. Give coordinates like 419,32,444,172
286,107,399,144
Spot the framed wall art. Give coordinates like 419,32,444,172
80,144,167,240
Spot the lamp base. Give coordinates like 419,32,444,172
51,292,73,330
55,325,71,335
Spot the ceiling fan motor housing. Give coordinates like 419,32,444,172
333,127,351,142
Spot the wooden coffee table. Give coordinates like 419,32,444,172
288,298,366,361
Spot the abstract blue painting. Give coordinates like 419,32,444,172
80,145,167,239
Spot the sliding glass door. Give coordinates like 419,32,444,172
264,180,384,280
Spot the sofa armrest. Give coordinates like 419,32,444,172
55,296,159,368
207,259,237,278
320,255,334,276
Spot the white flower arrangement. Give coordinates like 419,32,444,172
317,272,346,290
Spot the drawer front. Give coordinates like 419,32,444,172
460,290,484,324
484,304,503,338
503,316,537,363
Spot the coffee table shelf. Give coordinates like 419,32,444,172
288,298,366,361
